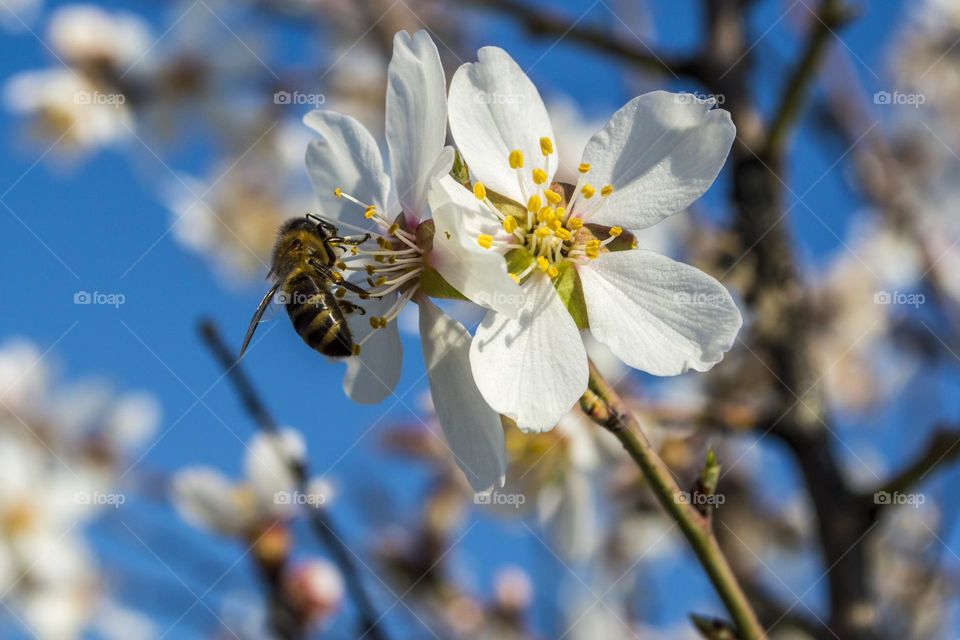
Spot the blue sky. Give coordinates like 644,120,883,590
0,0,927,637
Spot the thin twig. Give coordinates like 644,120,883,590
581,361,764,640
198,319,387,640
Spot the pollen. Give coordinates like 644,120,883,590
352,344,362,356
534,227,551,239
335,287,346,298
544,189,562,205
527,194,542,212
387,223,400,235
547,265,559,278
334,187,342,198
543,208,558,224
473,182,487,200
509,149,524,169
581,183,596,199
364,206,377,219
578,163,590,174
335,261,347,270
601,184,614,197
536,256,550,272
477,234,494,249
609,226,623,237
532,168,547,185
503,215,518,233
568,217,583,230
539,137,554,156
555,227,571,241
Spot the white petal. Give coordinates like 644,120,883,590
579,250,742,375
386,30,448,218
428,175,525,317
304,110,393,223
470,274,587,432
171,468,246,536
578,91,735,230
448,47,556,203
343,294,403,404
418,298,506,492
246,428,304,501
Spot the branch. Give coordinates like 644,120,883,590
581,361,764,640
764,0,853,157
467,0,704,81
198,320,387,640
866,427,960,510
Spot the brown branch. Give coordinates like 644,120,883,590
197,319,387,640
865,427,960,511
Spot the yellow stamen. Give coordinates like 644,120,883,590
503,215,518,233
536,256,550,272
352,344,362,356
555,227,571,241
364,206,377,219
581,183,596,199
509,273,520,284
536,206,553,224
477,234,493,249
556,206,566,219
509,149,524,169
548,219,561,232
334,187,342,198
532,168,547,185
609,226,623,237
527,194,542,212
601,184,614,197
387,223,400,235
547,265,559,278
335,287,346,298
578,163,590,174
568,217,583,230
539,137,554,156
534,227,551,239
473,182,487,200
544,189,562,205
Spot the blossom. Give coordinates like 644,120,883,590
172,428,306,539
431,47,742,432
303,31,509,492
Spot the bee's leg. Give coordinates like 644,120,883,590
309,259,377,298
305,213,338,235
340,300,366,315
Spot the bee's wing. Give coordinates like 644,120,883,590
238,283,281,361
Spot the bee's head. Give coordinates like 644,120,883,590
271,216,332,274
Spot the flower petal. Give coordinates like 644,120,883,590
304,110,393,223
470,273,587,432
418,297,506,492
245,428,304,502
386,30,448,218
171,468,246,536
579,250,742,375
578,91,735,230
343,294,403,404
448,47,556,203
428,175,526,317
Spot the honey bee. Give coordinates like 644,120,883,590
238,214,371,360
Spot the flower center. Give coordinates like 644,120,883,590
331,188,425,349
471,137,621,282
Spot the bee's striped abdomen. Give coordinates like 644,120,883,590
284,272,353,357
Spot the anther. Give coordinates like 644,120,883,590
568,218,583,230
509,150,524,169
503,215,518,233
581,184,596,199
527,194,542,212
536,256,550,272
532,168,547,185
609,226,623,237
544,189,562,205
578,163,590,174
477,234,493,250
601,184,614,197
473,182,487,200
539,137,554,156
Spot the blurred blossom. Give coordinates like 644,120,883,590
4,68,133,153
492,565,533,612
172,428,305,540
282,558,345,626
47,4,152,72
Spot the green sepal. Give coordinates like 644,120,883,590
450,150,470,186
553,262,589,330
504,248,533,277
486,190,528,223
585,223,637,252
419,265,469,301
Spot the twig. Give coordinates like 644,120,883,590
865,427,960,511
580,361,764,640
198,319,387,640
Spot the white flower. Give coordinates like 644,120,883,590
47,4,152,70
433,47,742,432
303,31,507,492
172,428,305,538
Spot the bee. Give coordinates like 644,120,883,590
238,214,372,360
